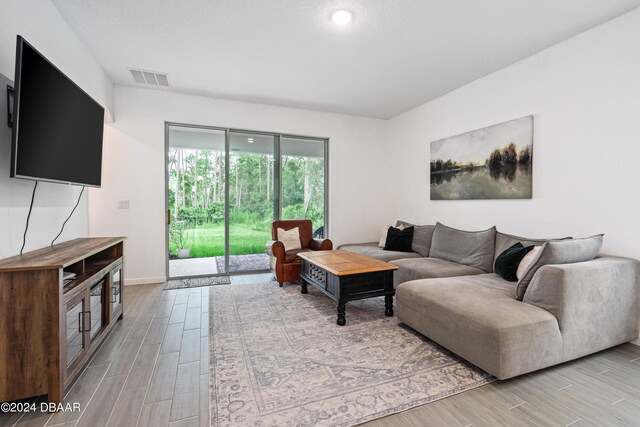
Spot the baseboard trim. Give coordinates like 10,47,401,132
125,276,167,286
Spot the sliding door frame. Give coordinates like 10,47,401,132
165,121,329,280
165,122,231,280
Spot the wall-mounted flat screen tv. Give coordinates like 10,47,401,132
10,35,104,187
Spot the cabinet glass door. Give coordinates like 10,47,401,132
65,294,86,369
111,267,122,317
89,280,105,341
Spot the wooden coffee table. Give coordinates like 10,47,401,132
298,250,398,326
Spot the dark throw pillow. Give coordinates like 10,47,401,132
494,243,534,282
384,226,415,252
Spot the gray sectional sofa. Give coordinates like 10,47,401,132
338,221,640,380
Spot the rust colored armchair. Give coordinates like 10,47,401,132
266,219,333,287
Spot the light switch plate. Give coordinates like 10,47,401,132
118,200,130,209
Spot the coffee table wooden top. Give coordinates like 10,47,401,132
298,250,398,277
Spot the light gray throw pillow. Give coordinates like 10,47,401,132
429,222,497,272
396,220,435,257
515,234,604,300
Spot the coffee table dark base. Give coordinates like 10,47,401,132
300,259,395,326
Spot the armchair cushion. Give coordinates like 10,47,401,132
284,248,313,263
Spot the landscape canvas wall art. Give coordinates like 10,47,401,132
430,116,533,200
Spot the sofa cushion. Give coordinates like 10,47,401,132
515,235,604,300
494,243,534,282
384,226,414,252
412,225,435,257
397,220,435,257
391,257,484,286
396,274,563,379
338,242,421,262
429,222,497,272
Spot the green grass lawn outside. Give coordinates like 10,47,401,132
170,222,271,258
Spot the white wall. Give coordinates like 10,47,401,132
0,77,87,258
89,87,391,284
0,0,114,258
0,0,114,120
387,9,640,344
388,7,640,259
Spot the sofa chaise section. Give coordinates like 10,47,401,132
523,256,640,362
397,256,640,380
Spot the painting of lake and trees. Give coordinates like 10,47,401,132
430,116,533,200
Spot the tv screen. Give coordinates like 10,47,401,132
11,36,104,187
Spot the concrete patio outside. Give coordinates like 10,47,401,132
169,253,270,277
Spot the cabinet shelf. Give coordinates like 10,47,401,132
63,258,119,297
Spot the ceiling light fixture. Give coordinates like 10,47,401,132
331,9,353,25
248,138,254,143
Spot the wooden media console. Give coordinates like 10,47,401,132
0,237,125,405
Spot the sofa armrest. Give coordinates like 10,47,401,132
309,238,333,251
265,240,285,259
523,256,639,359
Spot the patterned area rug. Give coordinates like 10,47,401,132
164,275,230,290
208,282,494,426
215,253,270,273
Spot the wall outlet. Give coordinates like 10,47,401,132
118,200,130,209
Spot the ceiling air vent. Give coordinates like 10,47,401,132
128,68,170,87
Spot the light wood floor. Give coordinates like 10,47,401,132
361,345,640,427
1,275,639,427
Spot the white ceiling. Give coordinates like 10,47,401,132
51,0,640,119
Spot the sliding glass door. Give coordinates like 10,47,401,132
167,125,226,278
227,132,276,273
166,124,328,279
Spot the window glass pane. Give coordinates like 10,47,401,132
280,138,326,238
